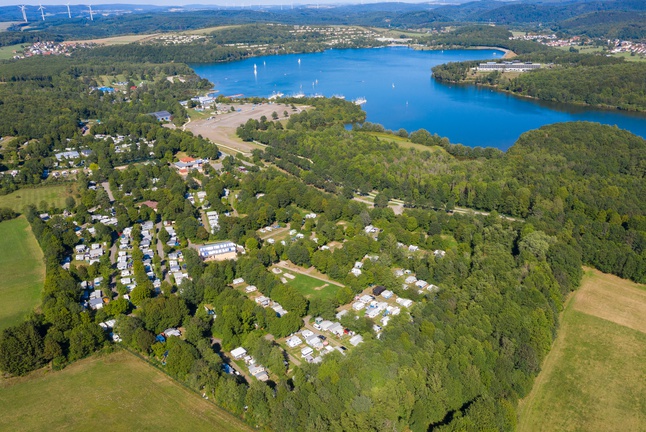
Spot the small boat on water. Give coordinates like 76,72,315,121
354,97,367,105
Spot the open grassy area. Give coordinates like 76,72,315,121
0,43,25,60
369,26,425,38
611,51,646,62
67,34,157,46
97,74,128,87
518,269,646,432
0,350,252,432
0,184,76,213
440,234,458,250
0,217,45,331
286,272,341,301
362,131,447,154
573,268,646,333
183,25,241,35
555,45,645,62
556,45,604,54
187,108,214,121
0,22,19,31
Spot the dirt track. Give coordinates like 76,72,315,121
185,102,305,155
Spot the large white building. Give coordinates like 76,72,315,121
477,61,541,72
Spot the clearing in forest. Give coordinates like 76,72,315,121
0,184,75,213
518,268,646,432
285,272,341,301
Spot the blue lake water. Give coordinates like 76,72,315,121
191,47,646,150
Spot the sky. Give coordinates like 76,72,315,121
1,1,442,5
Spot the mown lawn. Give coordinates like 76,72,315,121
0,350,252,432
0,216,45,331
286,272,341,301
518,270,646,432
0,184,75,213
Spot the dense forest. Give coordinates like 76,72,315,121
239,105,646,283
499,62,646,111
555,10,646,40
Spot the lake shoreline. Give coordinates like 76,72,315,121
442,80,646,114
412,44,513,58
191,47,646,149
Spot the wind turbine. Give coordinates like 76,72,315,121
18,5,28,23
66,3,71,18
38,3,45,21
88,4,94,21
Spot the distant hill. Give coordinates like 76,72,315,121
556,10,646,39
389,10,453,28
432,1,511,21
1,0,646,45
472,0,646,24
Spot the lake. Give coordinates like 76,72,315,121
191,47,646,150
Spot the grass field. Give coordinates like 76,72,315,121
518,269,646,432
183,25,241,35
557,45,603,54
0,22,16,31
440,234,458,250
363,131,447,154
0,43,25,60
0,184,76,213
556,45,645,62
0,217,45,331
0,350,252,432
187,108,214,120
286,272,341,301
611,51,646,62
67,34,157,46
